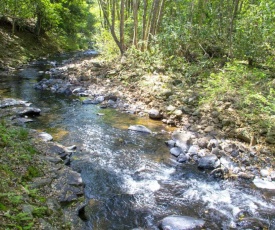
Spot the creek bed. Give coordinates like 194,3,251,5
0,52,274,229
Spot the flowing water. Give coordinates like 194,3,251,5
0,52,274,229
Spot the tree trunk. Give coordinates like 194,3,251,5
141,0,148,51
132,0,139,48
98,0,124,54
120,0,125,53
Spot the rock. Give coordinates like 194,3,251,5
198,154,220,170
172,131,192,145
166,105,176,112
94,96,105,103
266,126,275,144
235,128,255,144
188,145,199,156
39,132,53,142
106,95,118,102
51,168,84,204
82,99,96,104
271,171,275,181
197,137,209,148
220,156,236,170
231,150,239,158
148,109,163,120
128,125,152,134
173,109,183,117
177,154,189,163
170,147,182,157
207,139,219,150
17,107,41,117
204,126,214,133
107,100,116,107
253,178,275,189
238,172,255,180
161,89,173,99
0,98,31,108
165,140,176,147
172,131,192,153
12,117,33,125
159,215,205,230
260,169,270,177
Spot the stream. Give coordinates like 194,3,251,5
0,51,275,229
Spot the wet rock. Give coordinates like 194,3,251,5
148,109,163,120
170,147,182,157
253,178,275,189
39,132,53,142
128,125,152,134
231,150,239,158
198,154,220,170
17,107,41,117
159,215,205,230
177,154,189,163
271,171,275,181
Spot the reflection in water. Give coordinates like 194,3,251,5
0,55,274,229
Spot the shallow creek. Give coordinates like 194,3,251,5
0,52,274,229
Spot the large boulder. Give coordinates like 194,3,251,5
198,154,220,170
159,215,205,230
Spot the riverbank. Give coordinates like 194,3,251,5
0,19,62,69
33,51,275,183
0,50,274,229
0,98,85,229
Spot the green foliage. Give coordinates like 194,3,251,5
200,62,275,128
0,123,50,229
0,0,96,49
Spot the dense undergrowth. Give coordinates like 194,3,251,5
0,121,51,229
